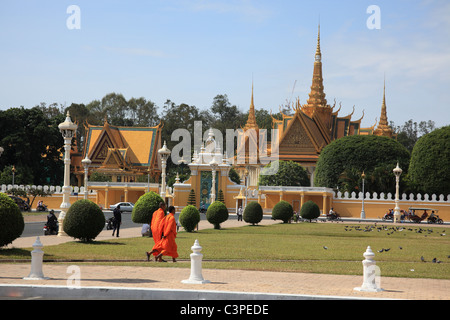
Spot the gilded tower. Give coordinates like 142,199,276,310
243,83,259,131
373,80,394,138
301,24,333,131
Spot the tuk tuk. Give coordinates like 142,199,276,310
407,207,443,224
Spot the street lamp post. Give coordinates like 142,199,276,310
393,163,403,223
12,165,16,186
57,112,78,236
158,141,171,199
361,171,366,219
81,156,91,200
210,158,219,203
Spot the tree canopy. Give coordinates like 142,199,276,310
408,125,450,195
314,135,410,194
259,160,310,187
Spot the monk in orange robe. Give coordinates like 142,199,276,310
146,202,166,261
156,206,178,263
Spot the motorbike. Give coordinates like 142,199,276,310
427,215,444,224
44,222,59,235
105,217,114,230
382,211,394,221
37,203,48,212
326,212,341,221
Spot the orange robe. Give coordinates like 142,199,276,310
151,208,165,255
160,213,178,259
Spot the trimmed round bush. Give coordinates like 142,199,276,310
300,200,320,222
179,205,200,232
243,201,263,225
206,201,229,229
272,200,293,223
0,193,25,247
132,192,164,224
63,200,105,242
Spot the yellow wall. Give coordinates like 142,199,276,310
19,185,450,223
25,194,97,211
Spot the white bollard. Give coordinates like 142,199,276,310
354,246,383,292
182,240,210,284
24,237,49,280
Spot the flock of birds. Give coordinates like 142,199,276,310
321,223,448,264
342,224,446,237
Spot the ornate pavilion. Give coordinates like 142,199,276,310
235,25,394,187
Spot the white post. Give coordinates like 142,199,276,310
354,246,383,292
361,172,366,219
58,112,77,236
24,237,49,280
393,163,403,223
82,156,91,200
182,240,210,284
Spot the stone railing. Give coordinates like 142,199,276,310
334,191,450,203
0,184,97,195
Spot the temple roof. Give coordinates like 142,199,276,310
82,119,162,171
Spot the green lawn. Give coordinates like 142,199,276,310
1,222,449,279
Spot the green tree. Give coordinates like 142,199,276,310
132,192,164,224
187,189,196,206
206,201,229,229
259,160,310,187
300,200,320,222
408,126,450,195
315,135,410,195
0,107,64,185
228,168,241,185
272,200,293,223
391,119,436,153
243,201,263,225
179,205,200,232
210,94,246,133
0,193,24,247
217,189,225,203
63,200,105,242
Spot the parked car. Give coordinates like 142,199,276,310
8,195,31,212
109,202,134,213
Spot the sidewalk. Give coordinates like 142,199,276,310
1,218,449,300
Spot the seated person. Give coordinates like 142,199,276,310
141,223,150,237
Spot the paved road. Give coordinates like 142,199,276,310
21,211,247,238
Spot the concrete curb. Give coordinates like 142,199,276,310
0,284,388,300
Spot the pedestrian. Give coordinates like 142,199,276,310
237,206,243,221
146,202,166,261
112,205,122,237
155,206,178,263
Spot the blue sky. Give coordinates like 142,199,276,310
0,0,449,128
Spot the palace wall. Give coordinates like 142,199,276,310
3,184,449,222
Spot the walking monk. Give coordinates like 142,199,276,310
146,202,166,261
156,206,178,263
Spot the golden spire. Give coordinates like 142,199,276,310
304,23,327,111
244,82,259,131
374,78,393,138
379,79,389,127
315,23,321,60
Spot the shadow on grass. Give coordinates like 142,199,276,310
71,241,126,246
0,248,31,258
